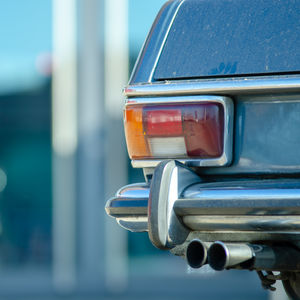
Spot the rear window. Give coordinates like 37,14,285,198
154,0,300,80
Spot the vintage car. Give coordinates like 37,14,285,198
106,0,300,298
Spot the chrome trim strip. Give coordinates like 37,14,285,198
115,183,150,198
183,215,300,231
127,95,233,168
107,184,300,217
182,187,300,201
117,216,148,232
105,183,149,217
148,0,185,82
176,188,300,216
188,231,300,243
125,76,300,97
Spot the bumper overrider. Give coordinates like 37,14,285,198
106,160,300,274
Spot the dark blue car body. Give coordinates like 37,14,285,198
106,1,300,298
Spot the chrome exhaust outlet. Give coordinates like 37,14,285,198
208,241,300,272
208,241,253,271
186,239,211,268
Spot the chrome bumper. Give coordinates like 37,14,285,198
106,160,300,249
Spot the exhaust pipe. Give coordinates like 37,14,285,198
208,241,253,271
186,239,211,268
208,241,300,271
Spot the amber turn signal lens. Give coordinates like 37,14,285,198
124,105,150,159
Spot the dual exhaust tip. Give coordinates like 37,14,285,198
186,239,253,271
187,239,300,272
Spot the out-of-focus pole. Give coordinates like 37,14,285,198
52,0,77,292
77,0,106,288
104,0,129,292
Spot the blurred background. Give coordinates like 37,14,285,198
0,0,286,299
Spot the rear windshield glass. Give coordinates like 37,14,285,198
154,0,300,80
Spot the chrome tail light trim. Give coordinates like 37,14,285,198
126,95,233,168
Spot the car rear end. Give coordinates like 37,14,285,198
106,0,300,297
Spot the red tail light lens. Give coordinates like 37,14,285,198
124,102,225,160
145,108,183,136
182,104,224,157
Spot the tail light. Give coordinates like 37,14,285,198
124,96,233,167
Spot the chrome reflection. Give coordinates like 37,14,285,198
125,75,300,97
